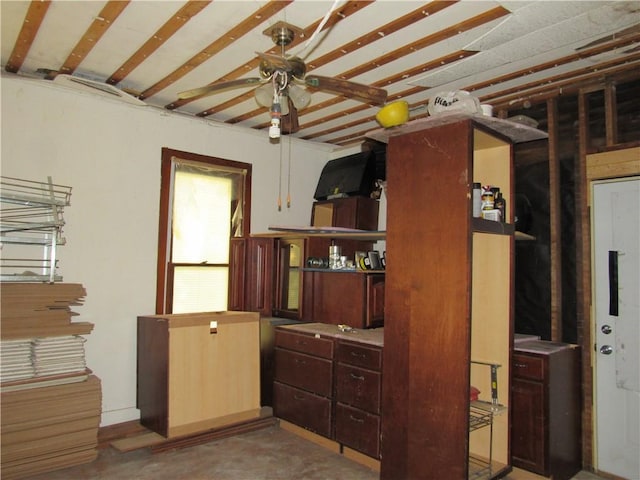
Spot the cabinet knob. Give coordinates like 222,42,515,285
601,324,612,335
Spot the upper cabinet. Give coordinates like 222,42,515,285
374,113,547,480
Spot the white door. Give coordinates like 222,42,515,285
592,177,640,480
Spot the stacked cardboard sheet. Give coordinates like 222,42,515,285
0,282,101,479
0,375,102,480
0,283,93,339
0,340,34,382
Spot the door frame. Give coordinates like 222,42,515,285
585,146,640,473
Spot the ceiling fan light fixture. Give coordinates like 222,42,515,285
288,84,311,110
255,83,274,108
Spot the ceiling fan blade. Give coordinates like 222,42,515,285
305,76,387,105
177,78,262,100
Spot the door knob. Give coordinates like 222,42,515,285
601,324,612,334
600,345,614,355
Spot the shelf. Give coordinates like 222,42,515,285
254,227,386,241
0,176,71,283
472,218,514,235
365,112,548,145
264,226,386,239
303,268,384,274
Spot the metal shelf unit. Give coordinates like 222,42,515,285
468,361,507,480
1,176,72,283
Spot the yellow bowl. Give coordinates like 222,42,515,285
376,100,409,128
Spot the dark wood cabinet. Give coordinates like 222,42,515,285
311,196,379,231
334,340,382,458
511,341,581,480
228,238,246,311
369,115,547,480
273,329,335,438
303,271,384,328
245,237,274,315
273,324,384,460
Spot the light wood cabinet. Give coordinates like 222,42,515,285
137,311,261,438
372,114,547,479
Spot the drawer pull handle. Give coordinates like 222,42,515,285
349,415,365,423
350,373,365,381
350,351,366,358
294,395,305,401
514,363,527,368
294,358,306,365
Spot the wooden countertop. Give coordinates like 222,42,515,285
277,322,384,347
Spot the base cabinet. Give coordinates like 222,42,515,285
273,328,335,438
273,324,383,460
137,311,261,438
511,341,581,480
334,340,382,458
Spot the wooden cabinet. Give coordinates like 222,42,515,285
273,328,335,438
311,196,379,231
512,341,581,480
273,323,384,459
245,237,274,315
334,340,383,459
303,271,384,328
372,114,547,480
137,311,261,438
228,238,247,311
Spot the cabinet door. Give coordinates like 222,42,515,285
511,377,546,474
335,363,381,414
335,403,381,458
228,238,246,311
274,238,304,319
246,237,274,315
274,348,333,397
366,275,385,327
274,382,333,438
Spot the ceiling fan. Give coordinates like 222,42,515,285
177,22,388,138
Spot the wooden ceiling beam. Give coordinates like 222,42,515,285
4,0,51,74
189,0,378,115
46,1,130,79
143,1,292,102
106,1,211,86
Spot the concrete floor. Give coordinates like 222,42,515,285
22,424,606,480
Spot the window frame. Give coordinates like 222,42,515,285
156,148,252,314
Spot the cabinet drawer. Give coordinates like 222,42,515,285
335,363,381,414
335,341,382,370
274,348,333,397
275,329,334,359
513,353,545,381
335,403,380,459
274,382,333,438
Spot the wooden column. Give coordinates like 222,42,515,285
546,98,562,342
576,89,593,469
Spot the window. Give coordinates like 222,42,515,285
156,148,251,314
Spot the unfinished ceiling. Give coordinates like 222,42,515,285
2,1,639,146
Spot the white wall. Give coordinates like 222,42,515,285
0,74,334,426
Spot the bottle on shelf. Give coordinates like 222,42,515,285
472,182,482,218
494,192,506,222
